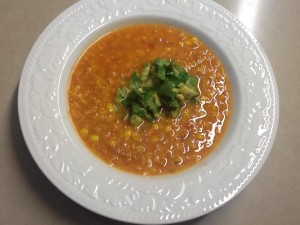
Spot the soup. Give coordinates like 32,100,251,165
68,24,231,176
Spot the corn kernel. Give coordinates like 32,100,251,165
107,103,115,112
164,126,171,132
198,133,205,141
89,134,99,142
201,96,209,101
124,129,132,138
152,136,159,142
182,109,189,116
199,65,205,74
109,139,116,147
80,128,88,137
174,157,183,165
192,37,198,42
185,40,192,45
152,123,159,130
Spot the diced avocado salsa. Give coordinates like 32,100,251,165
116,58,199,126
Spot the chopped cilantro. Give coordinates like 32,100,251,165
115,58,200,126
130,71,142,91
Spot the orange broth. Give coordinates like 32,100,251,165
68,24,231,176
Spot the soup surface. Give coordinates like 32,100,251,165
68,24,231,176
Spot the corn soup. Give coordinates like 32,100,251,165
68,24,231,175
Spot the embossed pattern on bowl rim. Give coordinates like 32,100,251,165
18,0,279,224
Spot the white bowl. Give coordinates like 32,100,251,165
18,0,279,224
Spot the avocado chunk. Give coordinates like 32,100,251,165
130,114,143,127
178,84,198,100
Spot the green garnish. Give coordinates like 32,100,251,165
116,58,199,126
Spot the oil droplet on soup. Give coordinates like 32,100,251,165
68,24,232,176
